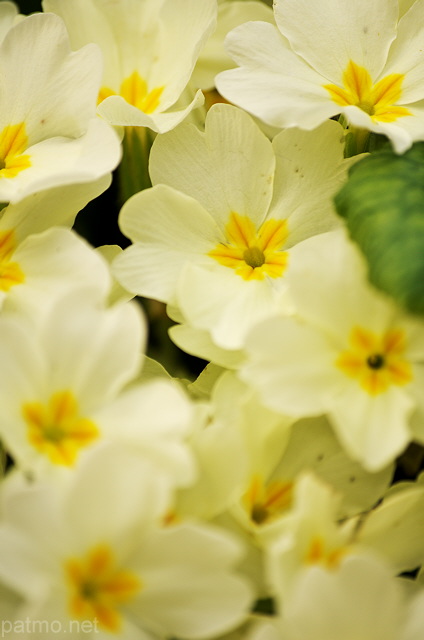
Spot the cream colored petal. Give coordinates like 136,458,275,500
242,316,342,417
268,120,346,247
149,104,275,230
383,0,424,103
0,118,120,204
114,184,222,302
274,0,397,83
96,90,204,132
329,384,414,471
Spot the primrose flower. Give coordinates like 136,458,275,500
0,12,120,203
0,179,111,317
216,0,424,153
0,226,110,320
113,104,351,351
232,413,392,545
0,445,253,640
241,230,424,471
44,0,217,132
265,473,360,600
251,555,424,640
0,288,146,478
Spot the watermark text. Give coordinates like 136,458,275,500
1,618,99,636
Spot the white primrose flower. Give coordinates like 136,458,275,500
248,555,424,640
173,370,292,524
43,0,217,133
0,288,145,478
0,444,254,640
170,372,391,579
0,285,198,486
216,0,424,153
0,176,112,305
231,412,393,546
0,223,111,320
113,104,351,351
241,230,424,471
263,473,424,606
265,473,360,600
0,12,121,203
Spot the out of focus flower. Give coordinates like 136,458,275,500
0,445,253,640
249,554,424,640
193,0,274,92
0,288,145,477
241,231,424,471
44,0,217,133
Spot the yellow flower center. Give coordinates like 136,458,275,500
336,326,412,395
98,71,164,114
0,123,31,178
304,536,346,570
243,475,293,525
65,544,141,632
209,212,289,281
22,390,99,466
324,60,411,123
0,229,25,291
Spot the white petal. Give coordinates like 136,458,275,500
40,291,146,410
114,184,221,302
274,0,397,83
0,13,101,140
7,227,111,317
216,22,337,129
43,0,121,88
278,416,393,517
149,103,275,230
284,555,404,640
0,175,111,241
286,231,387,341
242,316,341,417
169,322,245,368
97,90,205,133
131,523,253,639
97,380,196,487
358,484,424,573
0,118,121,204
177,263,285,350
65,443,172,550
384,0,424,104
268,120,346,246
329,385,414,471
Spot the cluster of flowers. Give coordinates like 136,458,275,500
0,0,424,638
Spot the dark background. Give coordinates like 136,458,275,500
16,0,41,12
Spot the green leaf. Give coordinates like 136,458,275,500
334,142,424,317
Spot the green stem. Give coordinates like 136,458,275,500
343,125,371,158
118,126,156,205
